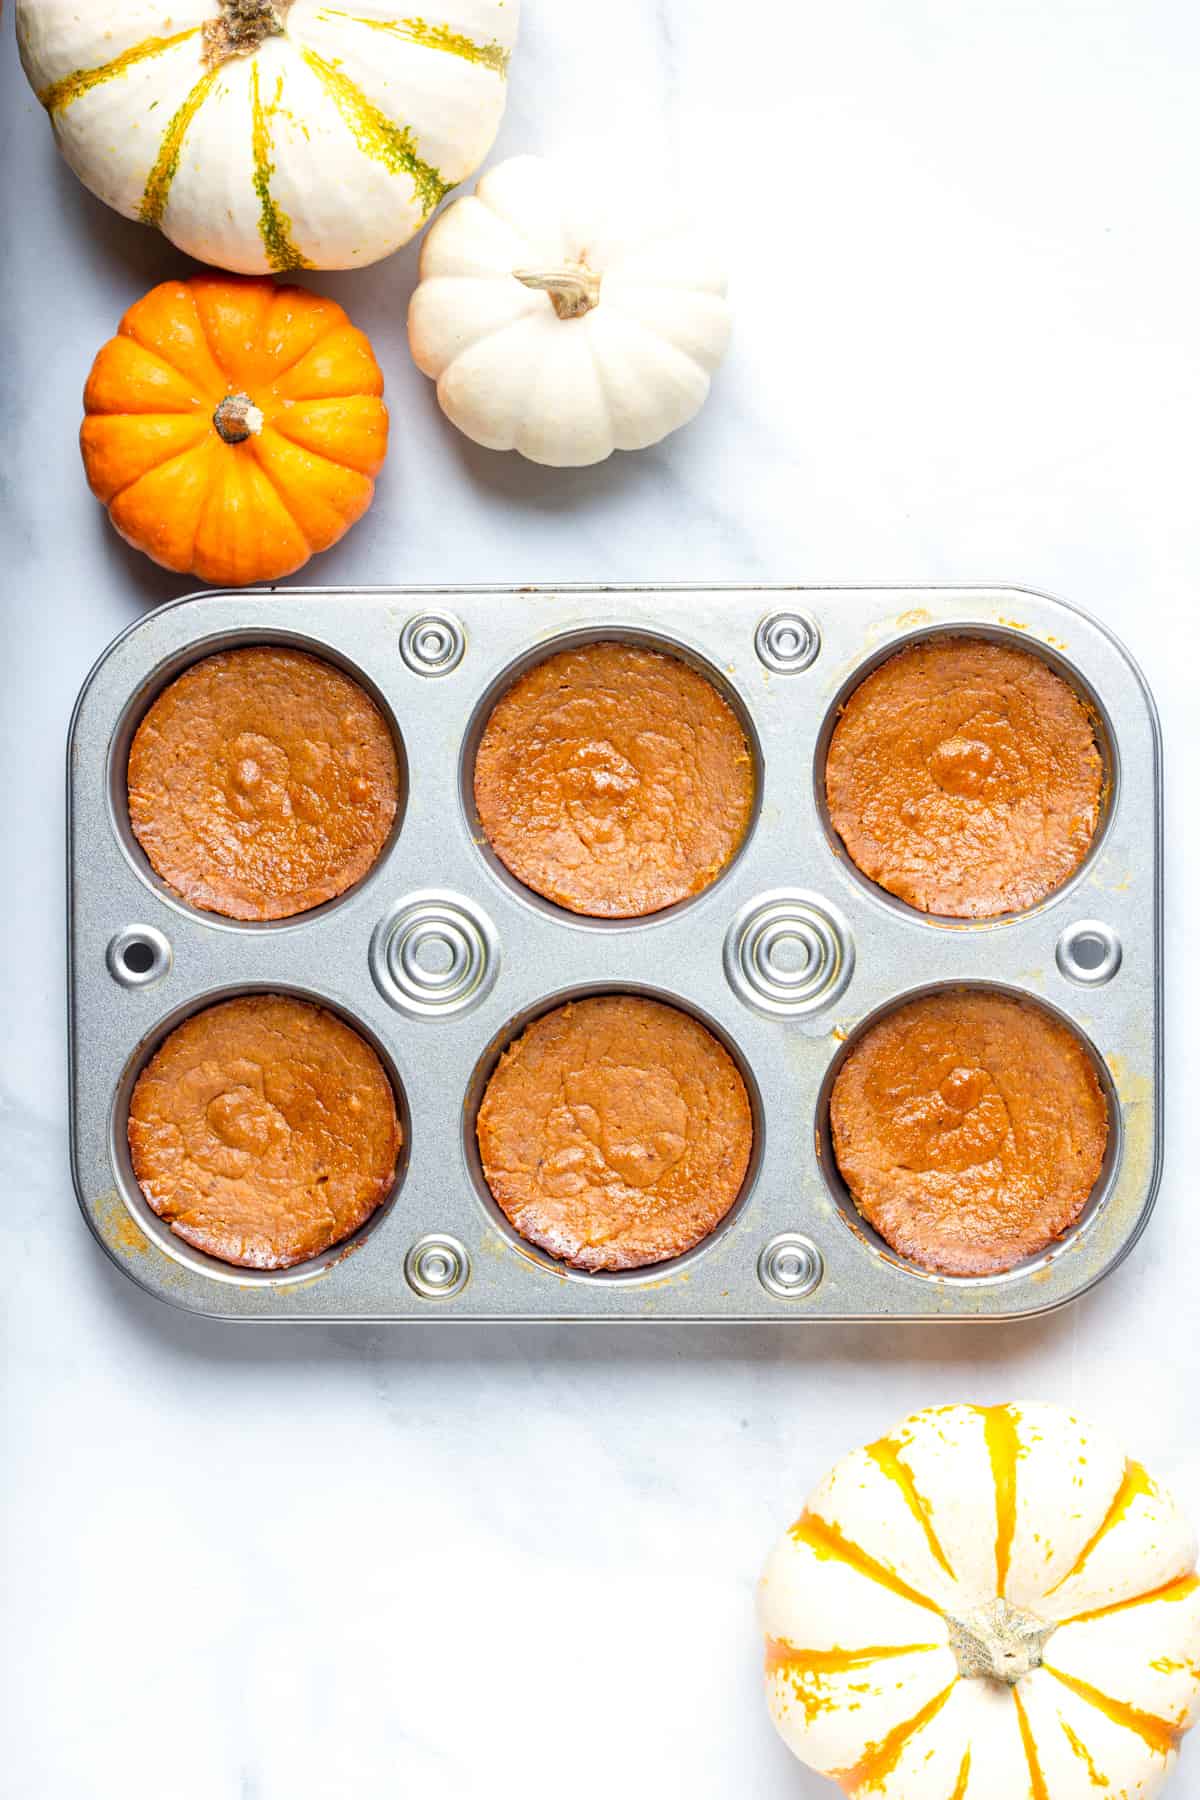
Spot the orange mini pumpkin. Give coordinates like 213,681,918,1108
81,276,388,587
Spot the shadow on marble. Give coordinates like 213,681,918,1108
50,153,188,297
440,411,657,518
91,505,194,609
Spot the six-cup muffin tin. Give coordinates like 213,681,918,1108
67,585,1162,1320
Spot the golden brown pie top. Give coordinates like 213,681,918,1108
825,637,1103,917
829,989,1108,1276
128,646,399,920
473,642,754,917
476,994,753,1272
128,994,402,1270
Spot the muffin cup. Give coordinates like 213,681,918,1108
106,627,408,932
814,980,1123,1287
813,623,1119,926
107,983,411,1291
459,625,764,929
462,982,764,1286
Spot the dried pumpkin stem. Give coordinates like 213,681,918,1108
946,1599,1056,1686
513,264,602,321
204,0,294,67
213,392,264,445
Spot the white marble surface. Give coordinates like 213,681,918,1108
3,3,1200,1795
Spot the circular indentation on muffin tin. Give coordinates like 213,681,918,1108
1057,919,1122,986
400,611,466,678
813,624,1120,927
107,984,411,1288
106,630,408,932
405,1233,471,1299
462,984,764,1285
724,890,854,1017
106,924,172,988
370,891,499,1017
755,609,820,673
459,627,764,929
757,1233,824,1299
813,982,1123,1288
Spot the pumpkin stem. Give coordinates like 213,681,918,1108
513,264,602,321
946,1599,1056,1686
204,0,293,67
213,392,264,446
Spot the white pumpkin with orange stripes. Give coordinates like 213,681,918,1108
15,0,518,273
759,1404,1200,1798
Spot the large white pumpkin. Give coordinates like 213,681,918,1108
15,0,518,272
760,1403,1200,1798
408,153,732,466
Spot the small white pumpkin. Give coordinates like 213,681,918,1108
759,1403,1200,1798
407,153,732,466
16,0,518,273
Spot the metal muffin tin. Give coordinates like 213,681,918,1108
67,585,1162,1321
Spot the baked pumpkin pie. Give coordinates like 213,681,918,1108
128,645,399,920
473,642,754,917
825,636,1103,917
128,993,402,1269
476,994,753,1271
829,989,1108,1276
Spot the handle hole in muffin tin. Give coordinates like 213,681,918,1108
812,979,1123,1289
1057,920,1122,985
459,982,765,1287
104,628,410,934
457,625,765,932
811,623,1121,930
107,925,172,987
106,982,412,1289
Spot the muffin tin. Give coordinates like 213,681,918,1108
67,585,1162,1320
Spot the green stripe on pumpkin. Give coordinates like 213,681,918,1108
316,11,510,74
300,47,451,215
38,27,202,114
250,63,313,270
139,66,220,228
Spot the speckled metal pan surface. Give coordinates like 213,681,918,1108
66,585,1162,1321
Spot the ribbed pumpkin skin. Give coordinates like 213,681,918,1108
16,0,519,274
759,1403,1200,1800
81,275,388,585
408,154,732,467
